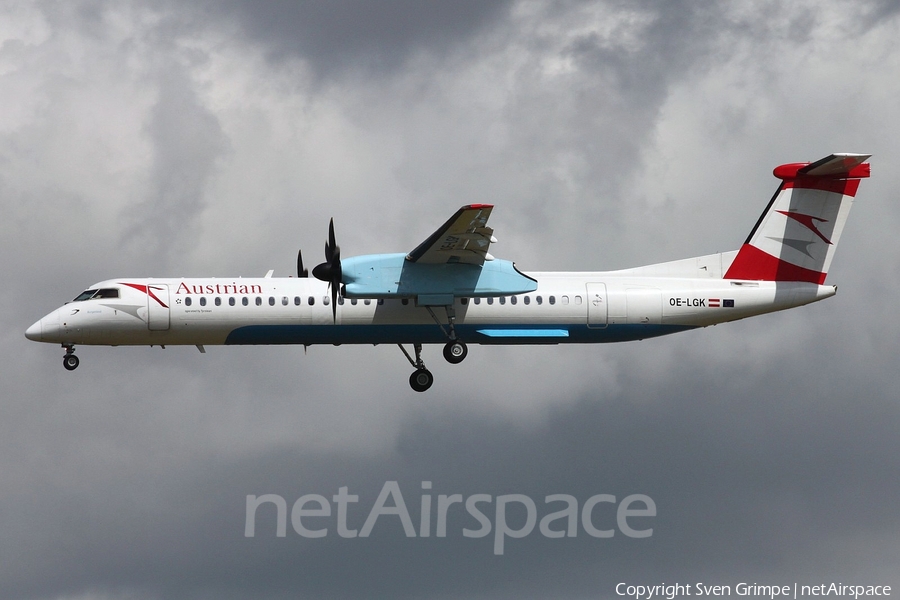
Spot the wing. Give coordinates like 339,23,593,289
406,204,497,265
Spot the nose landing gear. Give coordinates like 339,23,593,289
62,345,79,371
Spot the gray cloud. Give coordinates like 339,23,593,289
207,0,515,80
123,65,229,268
3,354,897,598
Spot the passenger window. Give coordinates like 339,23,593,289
510,296,517,305
351,299,358,306
215,297,221,306
549,296,556,305
487,297,494,305
294,296,301,306
242,297,249,306
574,295,582,305
282,296,289,306
474,297,481,305
228,297,235,306
499,297,506,305
268,297,275,306
364,299,371,305
308,297,315,306
323,296,330,305
200,297,207,306
255,297,262,306
536,296,543,305
460,298,468,305
562,295,569,305
185,297,192,307
378,299,384,305
524,296,531,305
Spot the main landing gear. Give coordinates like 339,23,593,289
397,339,469,392
399,343,434,392
443,341,467,364
62,345,79,371
396,302,471,391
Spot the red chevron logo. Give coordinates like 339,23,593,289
776,211,832,245
120,282,169,308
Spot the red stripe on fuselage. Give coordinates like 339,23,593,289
120,282,169,308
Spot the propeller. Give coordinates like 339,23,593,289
297,249,308,278
312,218,342,321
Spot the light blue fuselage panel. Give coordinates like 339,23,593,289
340,253,537,299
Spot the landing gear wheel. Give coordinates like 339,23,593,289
63,354,80,371
443,341,468,364
409,369,434,392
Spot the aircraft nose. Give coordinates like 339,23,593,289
25,311,61,343
25,319,42,341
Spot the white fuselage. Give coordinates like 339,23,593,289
26,264,836,349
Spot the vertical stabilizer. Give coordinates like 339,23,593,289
724,153,870,283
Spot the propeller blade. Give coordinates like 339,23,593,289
312,218,343,322
297,249,308,278
328,218,336,258
331,282,338,321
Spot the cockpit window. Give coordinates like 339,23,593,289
72,288,119,302
73,289,98,302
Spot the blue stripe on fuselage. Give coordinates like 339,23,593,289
223,323,696,345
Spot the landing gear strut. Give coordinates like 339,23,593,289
63,345,79,371
398,343,433,392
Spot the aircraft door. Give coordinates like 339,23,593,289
586,283,608,328
147,283,171,331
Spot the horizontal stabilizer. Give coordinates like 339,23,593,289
773,153,871,180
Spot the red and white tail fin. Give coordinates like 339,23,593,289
724,153,871,283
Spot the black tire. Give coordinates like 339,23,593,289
409,369,434,392
63,354,80,371
443,341,468,364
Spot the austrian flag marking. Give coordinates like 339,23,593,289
708,299,735,308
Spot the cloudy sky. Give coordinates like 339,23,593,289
3,1,899,598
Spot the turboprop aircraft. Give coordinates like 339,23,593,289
26,153,870,391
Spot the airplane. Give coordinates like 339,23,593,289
26,153,870,392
